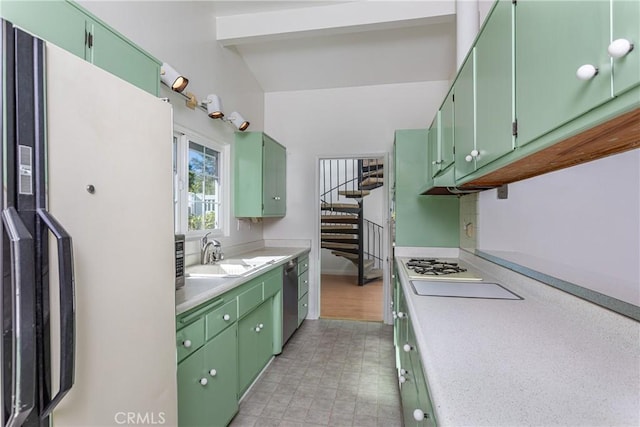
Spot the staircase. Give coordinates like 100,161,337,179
320,159,384,285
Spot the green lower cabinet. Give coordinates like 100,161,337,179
395,279,436,427
238,299,274,395
178,324,238,427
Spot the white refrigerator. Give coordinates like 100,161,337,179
1,20,178,426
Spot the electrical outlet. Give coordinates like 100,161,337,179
497,184,508,199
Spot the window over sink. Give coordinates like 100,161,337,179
173,126,229,237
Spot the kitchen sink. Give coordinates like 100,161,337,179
410,280,523,300
186,261,258,277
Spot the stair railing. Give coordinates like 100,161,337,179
363,219,384,271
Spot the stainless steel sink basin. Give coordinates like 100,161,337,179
411,280,523,300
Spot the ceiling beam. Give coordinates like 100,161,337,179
216,1,455,46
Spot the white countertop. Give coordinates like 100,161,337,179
396,250,640,426
176,246,309,315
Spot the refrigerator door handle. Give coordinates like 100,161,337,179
2,207,36,427
37,208,75,417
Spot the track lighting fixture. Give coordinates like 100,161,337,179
160,62,189,92
202,94,224,119
226,111,250,131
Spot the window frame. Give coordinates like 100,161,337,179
174,125,230,238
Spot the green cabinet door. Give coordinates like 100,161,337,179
177,325,239,427
238,299,274,394
262,135,286,216
612,0,640,95
425,116,437,188
0,0,86,58
515,0,611,147
453,50,476,180
234,132,286,218
439,90,455,174
475,0,514,169
177,350,206,427
202,324,238,426
87,18,160,96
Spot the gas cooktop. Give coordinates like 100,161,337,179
401,257,483,281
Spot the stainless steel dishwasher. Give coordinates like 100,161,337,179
282,258,298,344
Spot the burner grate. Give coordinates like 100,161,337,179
405,258,467,275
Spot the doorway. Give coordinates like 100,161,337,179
317,156,388,322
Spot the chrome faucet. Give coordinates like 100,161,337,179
201,232,224,264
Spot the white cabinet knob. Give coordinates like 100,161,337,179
255,326,261,332
608,38,634,58
273,196,281,200
223,314,231,321
304,280,308,284
576,64,598,80
392,311,397,319
259,323,264,329
400,369,408,375
403,344,412,353
209,369,217,377
399,375,407,384
413,409,425,421
465,155,473,162
304,263,308,268
470,149,479,157
199,378,208,386
303,303,308,307
183,339,192,348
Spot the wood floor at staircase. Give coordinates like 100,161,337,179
320,274,383,322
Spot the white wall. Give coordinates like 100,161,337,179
478,149,640,306
264,80,450,317
78,1,266,261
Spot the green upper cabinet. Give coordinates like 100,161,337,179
426,116,438,189
394,129,459,247
0,0,86,58
474,0,514,169
438,90,455,175
86,17,160,96
611,0,640,96
234,132,287,218
0,0,160,96
515,0,611,147
453,50,476,180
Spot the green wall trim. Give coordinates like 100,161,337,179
475,249,640,322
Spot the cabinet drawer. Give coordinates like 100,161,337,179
298,269,309,297
298,255,309,274
263,269,283,299
238,281,263,318
206,299,237,340
176,317,205,362
298,292,308,327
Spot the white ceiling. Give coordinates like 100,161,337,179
213,1,457,92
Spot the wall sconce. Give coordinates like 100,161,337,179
202,94,224,119
226,111,250,131
160,62,189,92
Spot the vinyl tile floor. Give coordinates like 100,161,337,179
229,319,402,427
